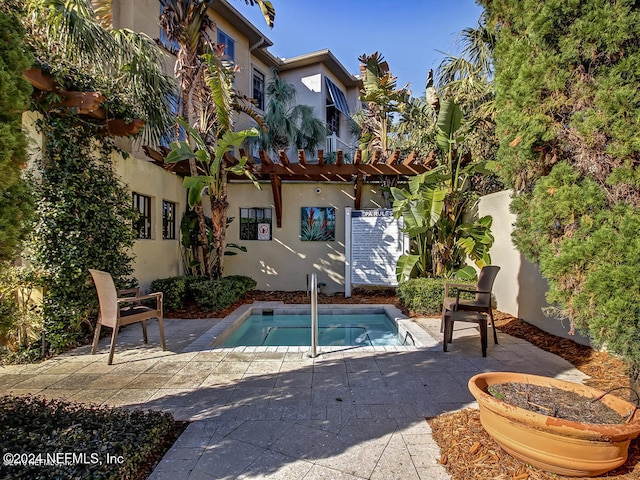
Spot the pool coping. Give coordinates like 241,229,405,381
182,301,437,354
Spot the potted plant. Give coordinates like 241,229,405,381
468,371,640,477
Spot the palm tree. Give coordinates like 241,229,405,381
158,0,274,277
252,71,326,157
22,0,176,146
436,18,498,189
355,52,410,159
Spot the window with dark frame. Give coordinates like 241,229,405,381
240,208,272,240
326,103,340,135
162,200,176,240
252,68,265,110
217,29,235,62
158,5,179,53
133,193,152,239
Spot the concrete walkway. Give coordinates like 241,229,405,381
0,304,587,479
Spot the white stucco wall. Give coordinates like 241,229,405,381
224,181,388,293
478,190,590,345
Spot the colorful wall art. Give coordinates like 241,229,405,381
301,207,335,241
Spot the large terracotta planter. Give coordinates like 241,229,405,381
468,371,640,477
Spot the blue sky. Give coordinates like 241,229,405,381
234,0,484,97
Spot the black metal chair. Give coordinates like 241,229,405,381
441,265,500,356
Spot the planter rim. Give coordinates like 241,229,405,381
469,371,640,440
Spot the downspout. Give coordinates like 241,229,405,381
248,38,265,101
249,38,265,52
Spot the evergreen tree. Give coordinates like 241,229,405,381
482,0,640,387
0,7,34,263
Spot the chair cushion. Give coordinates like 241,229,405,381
120,305,154,317
443,298,485,310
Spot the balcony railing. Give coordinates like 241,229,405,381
326,132,356,158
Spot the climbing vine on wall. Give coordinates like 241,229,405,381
27,115,138,351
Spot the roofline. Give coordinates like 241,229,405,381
211,0,274,49
277,49,361,87
207,5,361,88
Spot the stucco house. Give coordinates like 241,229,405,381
22,0,430,295
96,0,402,293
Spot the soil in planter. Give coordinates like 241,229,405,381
488,382,629,424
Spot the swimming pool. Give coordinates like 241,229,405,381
222,312,402,347
210,304,424,349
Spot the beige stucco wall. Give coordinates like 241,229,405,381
223,181,388,293
478,190,590,344
112,0,161,36
113,154,185,292
22,110,184,293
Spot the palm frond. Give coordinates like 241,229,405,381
24,0,117,69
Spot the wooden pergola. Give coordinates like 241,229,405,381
145,147,436,228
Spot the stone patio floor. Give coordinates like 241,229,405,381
0,303,588,479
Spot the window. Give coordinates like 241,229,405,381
158,5,180,53
217,29,235,62
162,200,176,240
326,103,340,136
325,78,350,136
240,208,272,240
252,68,265,110
160,93,185,147
133,193,152,239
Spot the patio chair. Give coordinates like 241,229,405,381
441,265,500,356
89,269,166,365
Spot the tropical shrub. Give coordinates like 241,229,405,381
190,275,256,311
392,100,494,282
483,0,640,385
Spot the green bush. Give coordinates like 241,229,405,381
149,276,189,310
0,394,181,480
151,275,256,312
0,9,34,264
397,277,477,315
397,278,446,315
191,275,256,311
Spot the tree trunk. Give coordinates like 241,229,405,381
188,158,211,277
209,171,229,280
179,78,211,277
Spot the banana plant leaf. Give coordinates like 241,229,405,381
396,254,421,283
436,98,463,153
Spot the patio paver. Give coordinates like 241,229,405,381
0,305,589,479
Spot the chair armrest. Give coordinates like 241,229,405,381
118,292,163,309
444,282,472,297
456,288,491,295
118,287,140,297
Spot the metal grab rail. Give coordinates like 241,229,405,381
310,273,318,357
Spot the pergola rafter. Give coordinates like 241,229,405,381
146,147,437,228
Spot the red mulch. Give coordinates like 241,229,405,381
168,290,639,479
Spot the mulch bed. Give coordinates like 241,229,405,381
168,289,640,479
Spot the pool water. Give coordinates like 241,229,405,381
221,313,403,347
